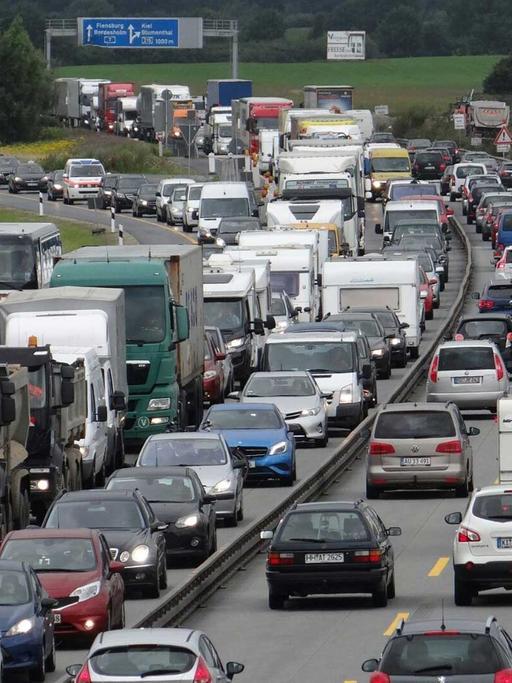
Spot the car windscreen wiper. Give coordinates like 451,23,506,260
288,537,328,543
140,669,183,678
414,664,453,674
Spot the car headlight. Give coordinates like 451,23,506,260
390,337,402,346
372,348,385,357
133,126,139,132
6,617,34,636
372,181,382,188
119,551,130,563
141,200,148,206
148,398,170,411
14,177,22,182
204,370,218,380
176,514,199,528
275,320,289,331
215,238,226,247
269,440,288,455
171,206,180,214
211,478,232,494
301,407,321,416
79,445,89,457
226,337,244,350
70,580,101,603
53,184,62,190
131,545,150,563
339,384,354,403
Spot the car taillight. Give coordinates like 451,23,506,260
268,552,294,566
76,663,91,683
495,669,512,683
479,299,495,311
429,354,439,383
495,353,505,381
369,441,396,455
497,258,506,269
458,526,481,542
370,674,391,683
440,163,446,171
194,658,213,683
352,549,382,563
435,439,462,454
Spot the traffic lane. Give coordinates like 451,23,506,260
0,188,196,246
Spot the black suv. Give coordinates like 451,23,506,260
328,312,392,379
97,174,120,209
363,616,512,681
342,306,408,368
412,151,446,180
262,500,401,609
111,174,147,212
42,489,168,597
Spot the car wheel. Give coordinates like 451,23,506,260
30,646,45,681
268,587,287,610
433,298,440,309
237,492,244,521
372,578,388,607
467,215,473,225
225,506,239,527
399,351,408,368
95,457,106,487
409,346,419,360
455,475,469,498
450,192,456,202
462,204,467,216
475,223,482,234
114,602,125,629
387,570,396,599
183,223,192,233
366,481,380,499
426,309,434,320
316,430,329,447
282,459,296,486
68,198,74,205
211,528,217,554
148,571,161,599
380,363,392,380
45,637,56,673
482,232,490,242
156,210,163,222
454,579,473,606
159,558,167,589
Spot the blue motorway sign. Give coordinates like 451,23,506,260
78,18,203,49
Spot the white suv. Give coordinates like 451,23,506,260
446,485,512,606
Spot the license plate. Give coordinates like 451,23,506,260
425,165,435,170
28,182,38,186
248,459,256,468
498,538,512,548
305,552,344,564
53,613,61,624
400,457,431,466
453,376,482,384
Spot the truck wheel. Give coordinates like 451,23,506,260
95,458,106,487
12,490,29,529
409,346,419,360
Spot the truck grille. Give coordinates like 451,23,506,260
127,361,150,385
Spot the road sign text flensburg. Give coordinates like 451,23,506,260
77,17,203,49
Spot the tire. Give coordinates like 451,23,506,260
387,570,396,599
183,223,192,233
148,571,160,599
409,346,419,360
482,232,490,242
237,492,244,521
426,309,434,321
45,636,56,673
159,558,167,589
316,430,329,448
95,457,106,487
462,204,467,216
433,298,440,310
454,579,473,606
450,192,456,202
379,363,392,380
268,587,286,610
211,528,217,554
455,476,469,498
115,603,125,629
398,351,407,368
63,195,69,204
68,198,74,205
282,459,296,487
366,481,380,499
372,578,388,607
225,506,239,527
476,223,482,234
467,215,473,225
30,646,45,682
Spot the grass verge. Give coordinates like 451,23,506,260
0,207,136,252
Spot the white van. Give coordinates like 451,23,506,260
450,163,487,200
198,182,258,233
322,259,423,358
51,346,108,487
63,158,105,204
378,200,441,243
155,177,194,222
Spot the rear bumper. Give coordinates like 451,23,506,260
427,390,504,409
266,566,386,595
367,463,466,488
455,561,512,589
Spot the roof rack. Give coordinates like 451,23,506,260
396,618,406,635
485,616,497,634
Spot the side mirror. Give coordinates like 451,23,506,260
232,458,245,469
215,351,226,361
253,319,265,336
375,223,383,234
320,391,333,399
156,191,161,197
251,208,259,217
468,426,480,436
192,209,199,220
260,530,273,540
227,391,240,400
110,390,126,412
202,494,216,505
429,278,438,285
41,597,58,609
151,521,168,532
175,304,190,343
362,659,379,673
226,662,245,679
303,307,311,313
60,376,75,407
66,665,83,679
446,207,454,216
383,235,390,244
266,314,276,330
445,511,462,525
109,560,124,573
294,307,302,316
362,364,372,380
399,322,409,329
471,292,481,300
62,174,68,180
386,526,402,537
96,405,108,423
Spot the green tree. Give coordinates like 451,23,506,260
484,55,512,95
0,16,53,142
374,5,422,57
242,9,285,41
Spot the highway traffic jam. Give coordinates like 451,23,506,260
1,81,512,682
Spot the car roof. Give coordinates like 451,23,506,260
294,501,364,512
334,312,378,320
437,339,497,349
208,402,278,412
459,313,512,322
378,402,454,413
110,467,195,478
147,431,222,442
91,628,198,652
396,618,496,636
473,484,512,496
4,528,99,540
58,489,140,502
249,371,311,378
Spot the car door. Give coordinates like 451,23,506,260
141,498,166,564
30,570,53,658
454,408,472,474
367,508,393,573
99,535,123,621
200,635,229,682
195,477,215,535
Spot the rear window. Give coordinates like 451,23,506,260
279,511,369,543
438,347,495,371
501,215,512,231
489,285,512,298
473,493,512,521
416,153,442,163
456,165,484,178
458,319,507,337
392,185,437,201
90,645,196,677
387,210,437,229
374,411,456,439
382,634,500,676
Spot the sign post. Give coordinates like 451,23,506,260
494,126,512,158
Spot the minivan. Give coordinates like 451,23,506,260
197,182,258,236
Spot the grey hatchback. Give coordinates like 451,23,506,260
366,402,478,499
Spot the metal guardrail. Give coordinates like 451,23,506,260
135,216,472,628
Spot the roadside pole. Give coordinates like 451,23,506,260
118,223,124,246
110,204,115,233
38,192,44,217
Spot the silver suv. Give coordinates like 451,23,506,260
426,339,509,410
366,402,478,499
446,485,512,606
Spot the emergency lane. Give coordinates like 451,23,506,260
39,200,467,681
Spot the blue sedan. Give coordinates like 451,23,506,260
474,281,512,313
0,560,56,680
200,403,296,486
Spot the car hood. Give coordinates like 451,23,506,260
215,428,288,447
186,463,232,488
37,570,100,597
0,602,33,631
98,528,149,551
145,501,198,524
241,395,318,414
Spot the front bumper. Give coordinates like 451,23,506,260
2,633,43,671
120,563,158,588
12,180,47,192
115,195,135,209
285,413,327,440
328,401,362,429
123,393,177,451
266,566,386,595
66,185,101,200
245,453,294,481
53,596,109,636
164,526,210,557
135,202,157,214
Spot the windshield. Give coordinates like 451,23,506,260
392,185,437,200
382,634,499,676
501,215,512,231
342,319,381,337
387,210,438,229
125,111,137,121
69,165,103,178
245,375,315,397
392,224,439,241
139,184,158,195
45,501,145,530
371,157,410,172
0,237,36,288
124,286,165,344
205,408,282,430
90,646,196,677
219,219,259,234
459,320,508,338
271,297,286,316
279,511,369,543
266,341,355,373
375,411,456,438
218,125,232,138
189,186,203,200
103,176,118,189
139,438,227,466
108,476,196,503
172,188,187,201
255,116,278,129
201,198,249,218
204,299,245,332
162,183,186,197
473,494,512,521
284,178,349,191
1,538,96,572
16,164,44,175
270,272,300,298
0,570,30,606
489,285,512,298
117,177,145,190
438,347,495,371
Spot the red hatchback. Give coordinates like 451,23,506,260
0,528,125,639
203,333,225,404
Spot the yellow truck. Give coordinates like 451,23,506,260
365,146,411,201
